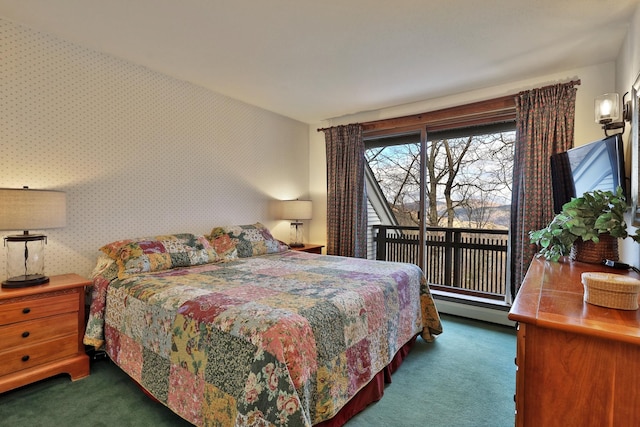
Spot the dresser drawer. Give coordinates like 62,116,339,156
0,291,78,326
0,335,78,377
0,312,77,350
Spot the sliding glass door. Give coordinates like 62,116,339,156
365,124,515,302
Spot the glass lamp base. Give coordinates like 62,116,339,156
289,221,304,247
2,274,50,288
3,233,48,288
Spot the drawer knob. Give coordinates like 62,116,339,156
21,355,30,362
22,307,31,314
21,331,30,338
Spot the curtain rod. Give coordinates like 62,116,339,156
317,78,581,133
316,122,361,133
517,79,581,96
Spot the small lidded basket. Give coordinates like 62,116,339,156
581,272,640,310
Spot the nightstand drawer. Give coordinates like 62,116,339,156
0,313,77,349
0,335,78,376
0,274,90,393
0,291,78,326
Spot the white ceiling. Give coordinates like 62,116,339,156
1,0,639,123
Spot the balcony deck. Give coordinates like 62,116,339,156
373,225,509,301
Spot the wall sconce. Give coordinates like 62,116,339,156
0,187,66,288
280,200,312,248
595,92,631,136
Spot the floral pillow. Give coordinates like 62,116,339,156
208,227,239,261
209,222,289,258
99,233,219,279
91,253,118,282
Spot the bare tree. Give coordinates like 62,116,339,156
434,136,474,227
365,130,515,229
453,132,514,228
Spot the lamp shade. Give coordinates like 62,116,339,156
280,200,312,220
595,93,620,124
0,188,66,231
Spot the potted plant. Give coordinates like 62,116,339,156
530,187,640,263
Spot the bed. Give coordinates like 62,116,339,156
84,223,442,426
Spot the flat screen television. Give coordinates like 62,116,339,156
550,134,626,213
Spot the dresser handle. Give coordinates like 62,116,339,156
21,331,30,338
21,355,30,362
22,307,31,314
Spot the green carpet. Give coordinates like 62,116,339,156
0,314,516,426
348,314,516,427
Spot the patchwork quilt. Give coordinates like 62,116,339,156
84,250,442,426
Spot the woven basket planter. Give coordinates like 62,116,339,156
582,272,640,310
570,234,619,264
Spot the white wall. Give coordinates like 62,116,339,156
0,18,310,279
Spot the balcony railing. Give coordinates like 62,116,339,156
373,225,509,300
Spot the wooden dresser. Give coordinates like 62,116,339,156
0,274,90,393
509,258,640,426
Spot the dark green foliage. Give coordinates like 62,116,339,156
530,187,640,262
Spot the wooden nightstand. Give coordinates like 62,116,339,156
0,273,90,393
291,244,324,254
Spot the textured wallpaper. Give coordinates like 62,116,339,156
0,18,309,279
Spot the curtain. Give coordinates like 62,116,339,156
323,124,367,257
510,81,579,295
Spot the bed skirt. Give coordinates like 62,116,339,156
314,335,418,427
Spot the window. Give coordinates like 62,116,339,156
366,123,515,229
362,96,516,301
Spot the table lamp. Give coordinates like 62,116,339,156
280,200,312,248
0,187,66,288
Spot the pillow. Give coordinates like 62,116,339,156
90,253,118,282
99,238,136,260
208,227,239,261
99,233,219,279
209,222,288,258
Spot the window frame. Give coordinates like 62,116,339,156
362,95,516,135
362,95,517,302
